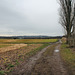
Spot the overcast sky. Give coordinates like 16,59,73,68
0,0,64,36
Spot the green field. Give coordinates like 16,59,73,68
0,44,12,48
0,39,58,44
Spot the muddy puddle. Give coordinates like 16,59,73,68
54,49,59,52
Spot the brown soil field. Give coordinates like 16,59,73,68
0,44,43,75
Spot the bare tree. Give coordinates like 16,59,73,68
58,0,75,43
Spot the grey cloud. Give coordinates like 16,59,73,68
0,0,64,36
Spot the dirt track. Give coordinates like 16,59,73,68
10,44,69,75
49,44,69,75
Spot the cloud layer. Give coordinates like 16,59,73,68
0,0,64,36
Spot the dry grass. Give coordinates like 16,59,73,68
0,44,27,53
61,37,67,43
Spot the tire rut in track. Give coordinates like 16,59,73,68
31,44,69,75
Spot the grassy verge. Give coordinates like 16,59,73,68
61,44,75,75
26,44,50,57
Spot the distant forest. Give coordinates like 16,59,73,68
0,36,62,39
